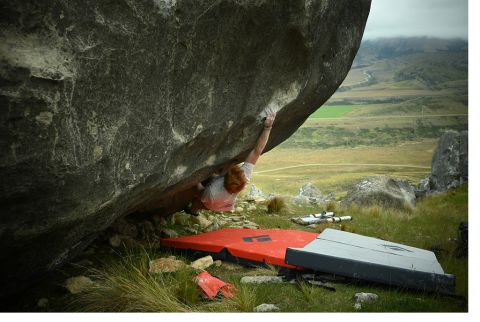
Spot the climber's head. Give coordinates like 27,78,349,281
224,164,247,194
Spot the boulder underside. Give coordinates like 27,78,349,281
0,0,371,296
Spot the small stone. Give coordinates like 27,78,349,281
254,303,280,312
160,228,178,238
111,218,138,238
173,212,191,226
354,292,378,303
37,298,49,308
230,216,243,222
227,225,243,229
109,234,122,247
184,227,198,234
354,302,362,310
243,224,259,229
149,257,185,273
214,260,222,267
246,205,257,211
240,276,285,284
65,276,95,294
204,222,220,232
235,207,244,213
191,214,213,229
153,214,168,227
138,220,156,240
190,255,214,270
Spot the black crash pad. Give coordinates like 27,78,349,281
285,228,455,294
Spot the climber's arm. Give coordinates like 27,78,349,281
245,110,276,165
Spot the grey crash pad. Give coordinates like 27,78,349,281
285,229,455,294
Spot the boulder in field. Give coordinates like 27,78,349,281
342,176,416,210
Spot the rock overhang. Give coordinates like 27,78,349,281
0,0,371,296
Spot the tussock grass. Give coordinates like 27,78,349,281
267,196,287,213
325,200,337,212
67,248,197,312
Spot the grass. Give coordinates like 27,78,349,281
251,140,436,197
309,105,358,118
62,185,467,313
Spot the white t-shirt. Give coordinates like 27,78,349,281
200,162,254,212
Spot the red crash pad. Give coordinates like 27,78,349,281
160,228,318,268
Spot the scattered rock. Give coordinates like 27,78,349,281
254,303,280,312
65,276,95,294
190,255,214,271
246,204,257,211
416,130,468,198
37,298,49,308
342,176,416,210
152,215,168,230
227,225,244,229
111,218,138,238
243,223,259,229
240,276,285,284
204,222,220,232
184,227,198,235
230,216,244,222
354,302,362,310
244,184,269,202
293,183,335,205
415,176,432,198
138,220,157,240
173,212,191,226
160,228,179,238
213,260,222,267
191,214,213,229
149,257,185,273
109,234,123,248
235,207,244,213
430,130,468,192
354,292,378,303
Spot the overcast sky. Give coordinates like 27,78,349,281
363,0,468,39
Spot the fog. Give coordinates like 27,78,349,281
363,0,468,39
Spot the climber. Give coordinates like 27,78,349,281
185,109,276,216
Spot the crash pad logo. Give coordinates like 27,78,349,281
381,244,413,252
242,235,272,242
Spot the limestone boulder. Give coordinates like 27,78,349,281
430,130,468,192
342,176,416,210
0,0,371,296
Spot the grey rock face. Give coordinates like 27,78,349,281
414,130,468,198
430,131,468,192
240,275,285,284
294,182,334,205
342,176,416,210
0,0,371,295
254,303,280,312
243,184,268,201
353,292,378,303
